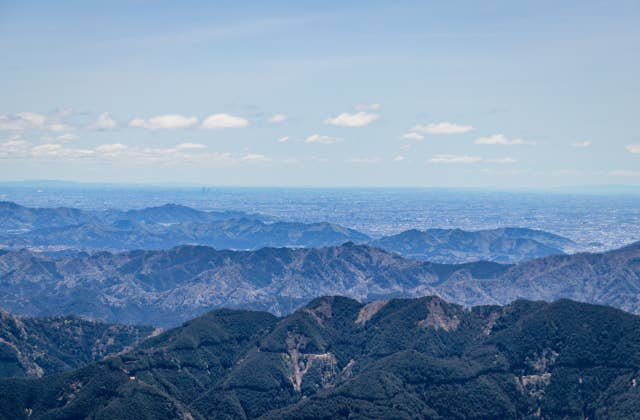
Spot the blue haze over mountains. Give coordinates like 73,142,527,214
1,184,639,251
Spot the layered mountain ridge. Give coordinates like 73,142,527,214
1,201,575,263
0,241,638,327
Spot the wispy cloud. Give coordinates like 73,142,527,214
241,153,270,162
277,136,290,143
626,144,640,154
95,143,127,157
411,122,473,135
41,133,79,143
176,142,207,150
31,143,95,158
129,114,198,129
349,156,381,164
268,114,287,123
305,134,343,144
572,141,592,148
485,157,518,164
0,112,75,132
429,155,517,164
401,132,424,140
429,154,483,164
474,134,535,146
610,169,640,176
0,138,30,157
89,112,117,130
325,111,378,127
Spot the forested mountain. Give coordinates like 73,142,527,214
0,308,154,378
0,241,639,327
1,296,639,419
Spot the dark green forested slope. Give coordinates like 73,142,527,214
0,308,155,378
1,296,640,419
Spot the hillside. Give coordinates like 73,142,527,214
1,297,639,419
0,308,154,378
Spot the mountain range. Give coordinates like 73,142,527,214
1,241,638,327
0,201,263,234
0,308,154,378
0,201,574,263
1,296,639,419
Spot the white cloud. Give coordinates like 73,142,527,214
402,132,424,141
350,156,381,164
90,112,117,130
429,154,483,164
129,114,198,129
572,141,592,148
201,113,249,129
485,157,518,164
392,155,405,162
626,144,640,154
96,143,128,157
610,170,640,177
0,115,25,131
4,139,244,166
48,123,75,132
57,133,79,142
41,133,79,143
354,103,381,111
474,134,535,146
0,139,29,157
30,144,63,155
241,153,270,162
31,143,94,158
411,122,473,135
277,136,290,143
17,112,48,127
269,114,287,123
176,142,207,150
325,111,378,127
429,154,517,164
0,112,71,131
305,134,343,144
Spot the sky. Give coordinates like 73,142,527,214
0,0,639,187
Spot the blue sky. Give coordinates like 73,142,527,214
0,0,639,187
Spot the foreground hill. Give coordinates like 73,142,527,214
1,296,639,419
0,241,639,327
0,308,154,378
0,201,574,263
